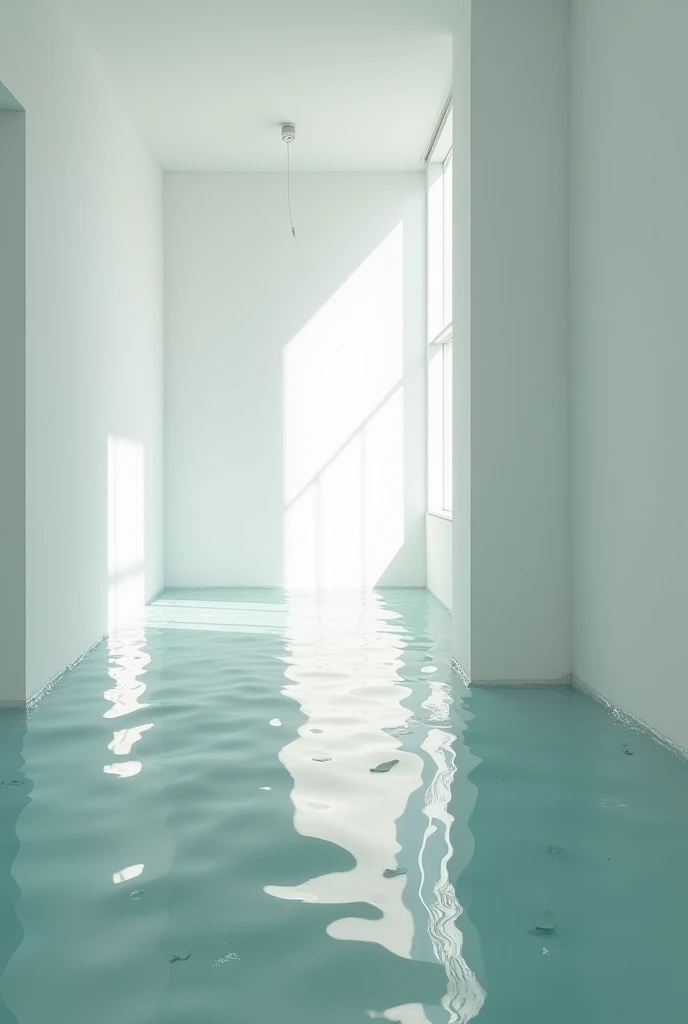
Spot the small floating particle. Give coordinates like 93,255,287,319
535,922,556,935
383,868,407,879
621,744,633,756
269,718,282,727
212,952,240,966
130,890,143,900
601,798,627,808
169,950,190,963
370,760,400,774
542,947,551,957
259,786,271,791
312,756,332,762
2,780,23,789
547,844,563,858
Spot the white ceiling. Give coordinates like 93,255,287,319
67,0,457,171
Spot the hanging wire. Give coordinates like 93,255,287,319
286,140,298,244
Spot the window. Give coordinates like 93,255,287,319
427,109,453,516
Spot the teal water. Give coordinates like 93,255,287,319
1,589,687,1022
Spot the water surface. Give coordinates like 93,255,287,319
1,589,687,1022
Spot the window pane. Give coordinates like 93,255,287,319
443,339,453,512
427,344,444,512
427,163,445,341
443,150,453,327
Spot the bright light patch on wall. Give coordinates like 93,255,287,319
108,436,145,631
283,224,405,588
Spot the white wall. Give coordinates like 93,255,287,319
570,0,688,748
0,103,25,705
426,514,452,611
0,0,164,699
453,0,570,682
165,172,426,588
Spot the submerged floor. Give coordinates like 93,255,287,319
1,589,688,1023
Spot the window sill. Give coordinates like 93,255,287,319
428,323,453,348
427,510,453,522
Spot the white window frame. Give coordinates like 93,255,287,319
426,105,453,519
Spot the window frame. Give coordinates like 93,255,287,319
426,105,453,519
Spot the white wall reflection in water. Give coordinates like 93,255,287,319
417,725,485,1023
103,760,142,779
146,597,289,635
264,592,483,1023
108,723,154,755
112,863,144,885
264,592,421,959
103,628,151,720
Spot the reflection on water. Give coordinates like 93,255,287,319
0,589,482,1023
3,589,688,1022
265,592,423,959
103,625,150,720
418,728,484,1023
265,591,483,1023
0,710,28,1024
103,625,152,783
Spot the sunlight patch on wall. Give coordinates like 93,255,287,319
107,436,145,631
283,224,405,588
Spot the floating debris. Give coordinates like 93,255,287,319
601,798,627,808
169,950,190,963
2,780,23,789
534,922,556,935
542,947,551,957
370,760,399,774
130,890,143,901
547,844,564,858
212,952,240,966
383,868,407,879
621,743,634,756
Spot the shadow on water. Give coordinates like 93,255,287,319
0,709,30,1024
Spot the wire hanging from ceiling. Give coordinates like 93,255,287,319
282,123,298,244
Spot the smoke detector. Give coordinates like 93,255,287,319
281,123,296,143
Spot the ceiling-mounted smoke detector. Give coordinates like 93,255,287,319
281,123,296,143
